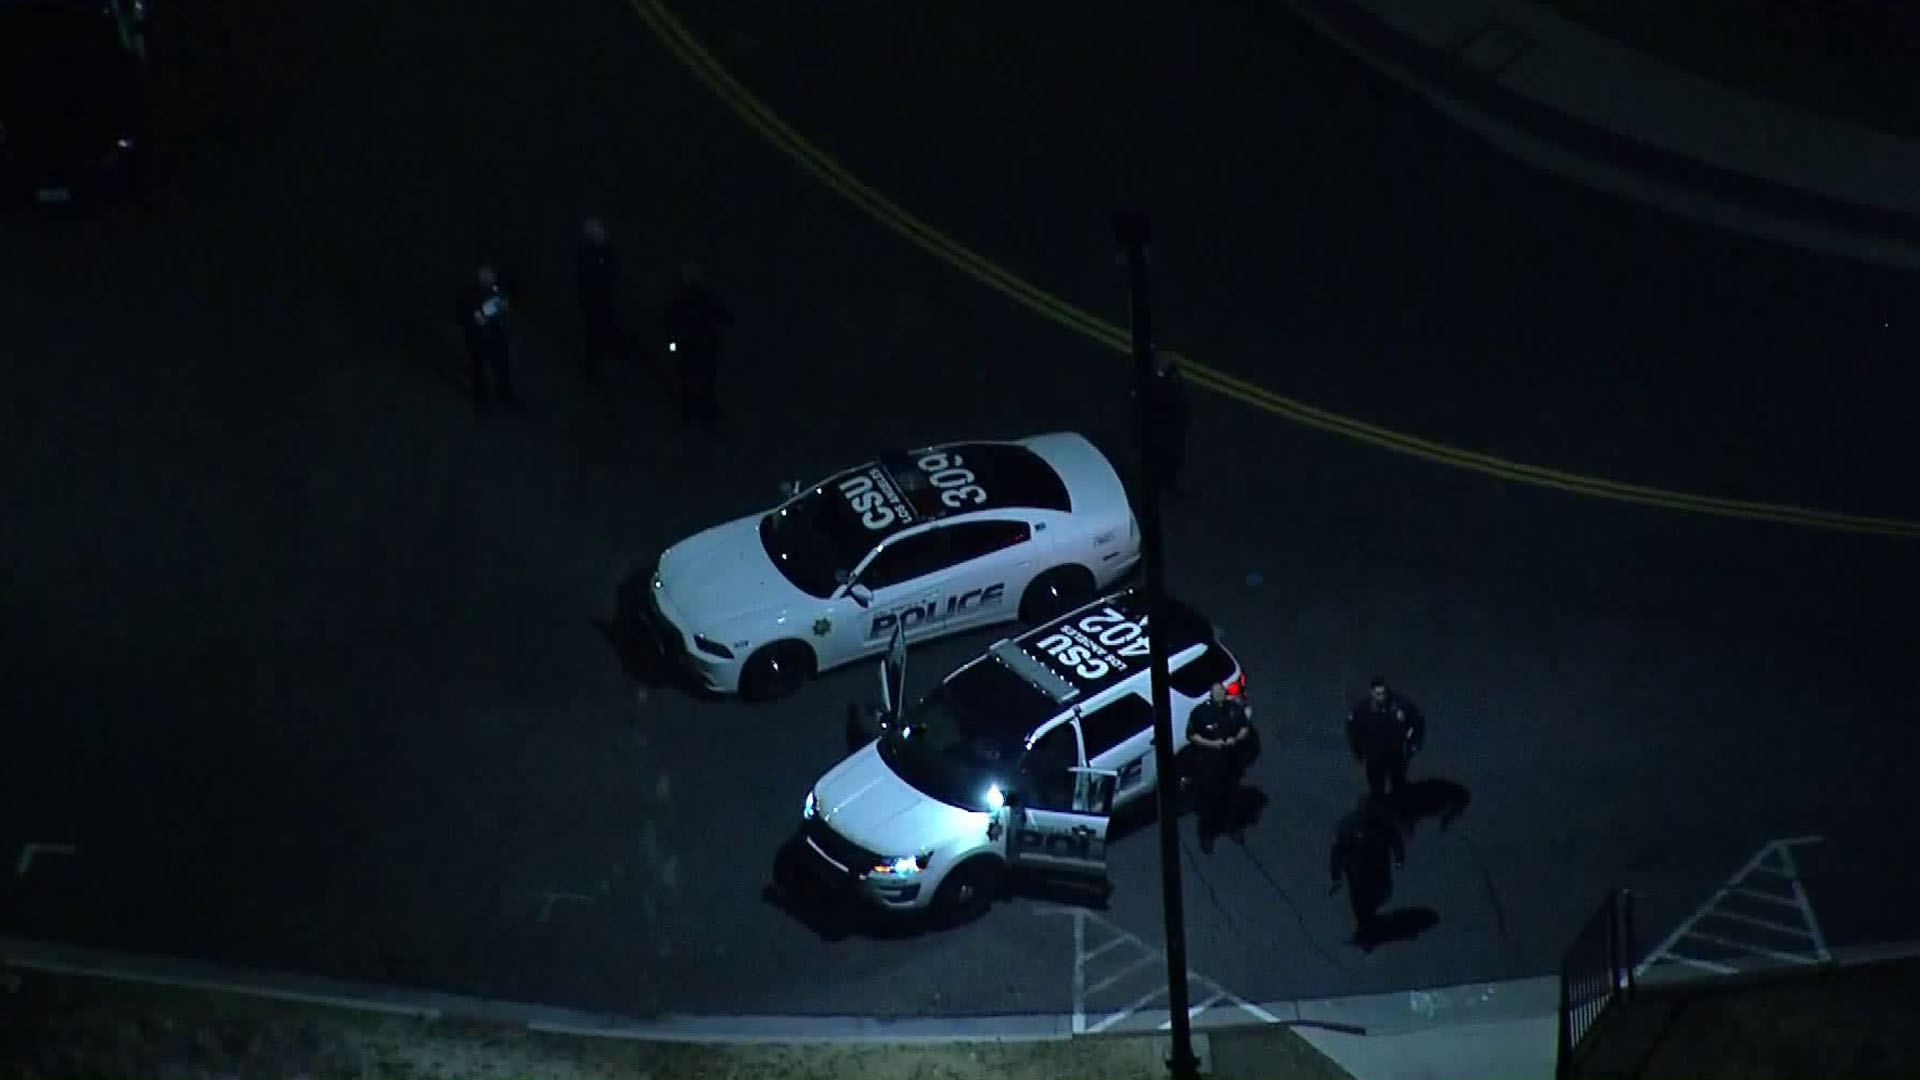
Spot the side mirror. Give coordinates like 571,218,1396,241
848,583,873,608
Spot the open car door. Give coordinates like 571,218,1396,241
848,622,909,748
878,620,907,720
1006,766,1117,885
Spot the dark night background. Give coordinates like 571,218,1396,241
2,0,1915,1019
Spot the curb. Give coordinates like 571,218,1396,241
2,933,1544,1045
10,934,1917,1046
1280,0,1920,271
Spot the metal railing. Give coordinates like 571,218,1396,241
1556,888,1636,1079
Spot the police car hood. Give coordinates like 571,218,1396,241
814,743,982,856
656,515,809,628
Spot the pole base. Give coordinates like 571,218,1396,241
1157,1032,1212,1076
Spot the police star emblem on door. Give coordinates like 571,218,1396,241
812,616,831,636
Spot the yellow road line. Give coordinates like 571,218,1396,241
631,0,1920,541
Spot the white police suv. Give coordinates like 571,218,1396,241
639,433,1141,700
782,587,1248,925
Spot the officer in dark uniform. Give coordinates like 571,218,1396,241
1184,682,1254,853
576,217,620,381
1329,794,1405,950
1347,675,1425,806
458,263,513,408
663,261,734,432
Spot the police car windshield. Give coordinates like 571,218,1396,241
877,680,1023,813
759,483,887,599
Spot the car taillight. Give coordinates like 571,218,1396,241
1225,673,1245,697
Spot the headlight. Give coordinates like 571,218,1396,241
983,784,1005,811
869,852,931,878
803,790,817,820
693,635,735,659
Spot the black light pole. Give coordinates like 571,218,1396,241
1113,210,1200,1080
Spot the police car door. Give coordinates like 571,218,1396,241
938,519,1030,633
877,621,907,721
846,528,945,651
1006,722,1114,884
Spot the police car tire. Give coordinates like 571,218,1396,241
740,642,815,702
932,858,1001,926
1019,566,1095,623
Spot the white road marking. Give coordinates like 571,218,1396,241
1161,990,1227,1030
1685,930,1817,967
1699,907,1817,938
1664,954,1737,975
1729,886,1802,909
1085,954,1158,998
1636,836,1826,981
14,844,77,879
1779,841,1832,963
534,891,594,924
1043,907,1280,1035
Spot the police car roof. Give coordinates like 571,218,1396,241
949,588,1218,720
1018,588,1214,653
876,442,1071,520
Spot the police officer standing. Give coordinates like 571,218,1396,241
663,261,734,433
1328,794,1405,950
459,263,513,408
576,217,620,381
1184,682,1254,853
1347,675,1425,806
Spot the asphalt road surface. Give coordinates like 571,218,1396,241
2,0,1915,1020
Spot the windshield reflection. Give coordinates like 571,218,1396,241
759,485,872,598
876,683,1018,812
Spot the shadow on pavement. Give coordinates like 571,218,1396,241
1355,906,1440,953
1395,777,1471,836
763,840,1112,944
594,566,719,700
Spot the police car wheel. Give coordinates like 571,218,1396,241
740,642,814,702
932,858,1001,926
1019,566,1095,623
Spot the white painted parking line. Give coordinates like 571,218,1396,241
1729,886,1802,908
1685,930,1818,967
1779,840,1832,963
1663,954,1737,975
535,892,594,923
1084,953,1159,998
1044,907,1282,1035
1160,990,1227,1030
1636,836,1828,981
14,844,76,879
1700,908,1817,938
1088,985,1172,1035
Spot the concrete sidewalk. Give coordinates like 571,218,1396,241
1283,0,1920,269
0,932,1560,1078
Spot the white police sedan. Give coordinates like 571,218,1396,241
639,433,1141,700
